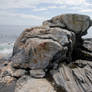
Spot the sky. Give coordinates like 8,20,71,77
0,0,92,26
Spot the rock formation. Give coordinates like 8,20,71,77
0,14,92,92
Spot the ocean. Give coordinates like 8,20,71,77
0,25,31,57
0,25,92,57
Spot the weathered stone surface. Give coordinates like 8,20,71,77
43,14,91,36
11,27,75,70
15,76,56,92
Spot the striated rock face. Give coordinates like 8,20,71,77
43,14,91,36
0,13,92,92
50,60,92,92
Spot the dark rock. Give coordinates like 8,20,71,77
76,38,92,61
83,38,92,52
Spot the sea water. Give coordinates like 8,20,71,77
0,25,31,57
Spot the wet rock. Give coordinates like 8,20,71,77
43,14,91,36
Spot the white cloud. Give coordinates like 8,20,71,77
32,8,48,12
0,0,92,25
0,10,46,25
47,6,58,9
61,0,86,5
0,0,89,9
80,9,92,13
0,10,45,20
32,5,67,12
47,5,67,9
0,0,62,9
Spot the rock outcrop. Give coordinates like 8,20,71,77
0,13,92,92
12,27,75,70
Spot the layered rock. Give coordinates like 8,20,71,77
50,59,92,92
0,13,92,92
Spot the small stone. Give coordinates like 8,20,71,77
30,69,45,78
12,69,27,78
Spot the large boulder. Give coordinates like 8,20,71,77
11,27,75,70
43,14,91,37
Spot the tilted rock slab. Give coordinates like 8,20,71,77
50,60,92,92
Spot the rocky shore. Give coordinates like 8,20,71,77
0,14,92,92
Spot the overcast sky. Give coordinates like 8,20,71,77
0,0,92,26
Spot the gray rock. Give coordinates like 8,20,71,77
30,69,45,78
51,61,92,92
12,69,27,78
11,49,29,69
11,27,75,70
43,14,91,36
0,81,16,92
15,76,56,92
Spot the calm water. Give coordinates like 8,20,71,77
0,25,92,56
